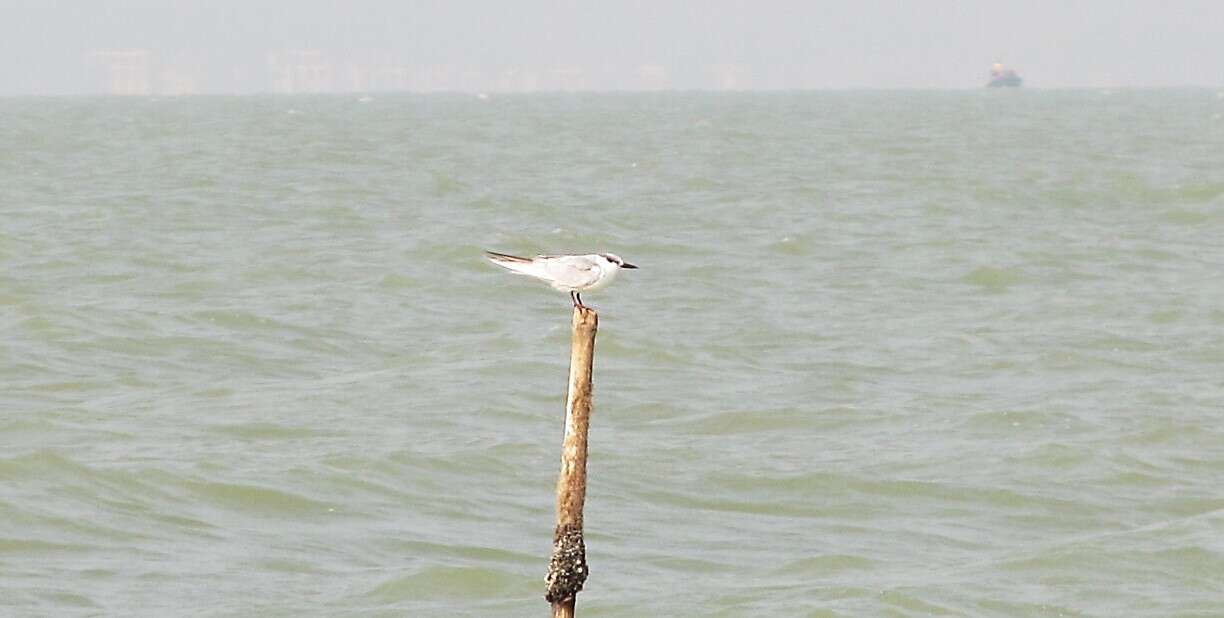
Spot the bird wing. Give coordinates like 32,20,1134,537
486,251,552,280
541,255,603,289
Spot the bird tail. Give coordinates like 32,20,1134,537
485,250,541,277
485,250,531,263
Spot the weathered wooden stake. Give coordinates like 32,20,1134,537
545,306,598,617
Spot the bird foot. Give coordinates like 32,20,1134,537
570,291,589,310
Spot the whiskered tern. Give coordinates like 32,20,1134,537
485,251,638,308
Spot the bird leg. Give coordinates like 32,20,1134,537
570,291,586,309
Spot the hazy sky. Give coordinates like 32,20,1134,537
2,1,1223,94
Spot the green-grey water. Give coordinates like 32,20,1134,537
3,91,1224,616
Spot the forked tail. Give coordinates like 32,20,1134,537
484,250,531,263
485,250,541,277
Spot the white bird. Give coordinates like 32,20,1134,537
485,251,638,308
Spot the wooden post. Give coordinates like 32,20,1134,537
545,306,598,617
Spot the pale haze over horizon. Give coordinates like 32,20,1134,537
2,1,1222,95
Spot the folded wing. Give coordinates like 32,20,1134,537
543,255,603,290
486,251,551,280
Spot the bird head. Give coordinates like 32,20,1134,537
600,253,638,270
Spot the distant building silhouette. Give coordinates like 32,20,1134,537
90,49,151,96
637,64,669,90
268,50,333,93
709,63,751,90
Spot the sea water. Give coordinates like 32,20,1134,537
2,90,1223,616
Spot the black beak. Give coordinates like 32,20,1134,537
621,262,638,269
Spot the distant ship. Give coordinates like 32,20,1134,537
987,62,1022,88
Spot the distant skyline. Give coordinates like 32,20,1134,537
3,1,1223,95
